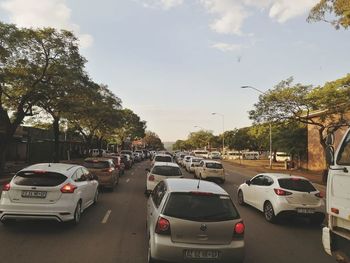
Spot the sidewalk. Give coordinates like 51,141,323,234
223,159,327,195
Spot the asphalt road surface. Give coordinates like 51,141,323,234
0,160,336,263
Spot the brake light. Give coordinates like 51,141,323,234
331,208,339,214
60,183,77,193
2,183,10,191
274,188,292,196
148,175,155,181
315,192,323,198
234,222,245,236
155,217,171,235
103,168,114,173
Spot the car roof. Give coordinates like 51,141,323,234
257,173,308,181
153,162,179,167
19,163,80,177
203,160,222,164
84,157,113,162
165,178,228,195
155,154,172,157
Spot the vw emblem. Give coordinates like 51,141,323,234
200,224,207,232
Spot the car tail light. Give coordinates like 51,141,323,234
331,208,339,214
274,188,292,196
60,183,77,193
2,183,10,191
103,168,114,173
315,192,323,198
155,216,171,235
233,222,245,236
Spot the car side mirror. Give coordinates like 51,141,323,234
326,133,334,146
325,145,335,166
246,180,251,186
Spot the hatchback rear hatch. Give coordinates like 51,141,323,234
278,178,321,205
150,165,182,184
162,192,241,245
205,163,224,175
84,160,113,177
8,171,67,204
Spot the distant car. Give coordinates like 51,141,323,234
120,150,135,162
182,155,192,168
135,150,145,160
0,163,99,225
151,154,173,166
193,150,209,159
185,157,203,173
133,152,142,162
208,151,222,160
194,160,225,183
145,162,183,194
108,155,125,176
121,154,132,169
147,178,245,263
237,173,325,224
83,158,119,190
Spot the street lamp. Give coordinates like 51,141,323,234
194,125,205,130
241,85,273,169
212,112,225,154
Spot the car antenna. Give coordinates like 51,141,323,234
48,163,51,167
197,176,201,189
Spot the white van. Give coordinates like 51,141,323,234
274,152,291,162
193,150,209,159
225,151,242,160
322,130,350,262
242,151,259,160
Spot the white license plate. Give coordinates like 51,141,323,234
297,208,315,214
184,250,219,259
21,191,47,199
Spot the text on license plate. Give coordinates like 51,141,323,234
21,191,47,198
184,250,219,259
297,208,315,214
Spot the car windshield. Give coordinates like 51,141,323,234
192,159,202,162
151,166,182,176
278,178,316,192
14,171,67,186
154,156,172,162
163,192,239,222
205,163,223,169
84,161,110,169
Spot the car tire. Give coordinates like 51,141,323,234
264,201,276,223
237,190,245,206
93,189,99,204
72,201,82,225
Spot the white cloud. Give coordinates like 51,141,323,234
141,0,183,10
211,42,242,52
0,0,93,48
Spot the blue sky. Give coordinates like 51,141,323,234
1,0,349,141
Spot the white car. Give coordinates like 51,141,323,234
208,151,222,160
185,157,203,173
237,173,325,224
194,160,225,183
145,162,183,194
0,163,99,225
151,154,173,166
182,155,192,168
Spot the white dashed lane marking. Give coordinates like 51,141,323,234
101,210,112,224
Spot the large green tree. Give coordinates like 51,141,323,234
143,131,164,150
308,0,350,29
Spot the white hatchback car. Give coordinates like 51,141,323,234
0,163,99,225
237,173,325,224
185,157,203,173
194,160,225,183
145,162,183,194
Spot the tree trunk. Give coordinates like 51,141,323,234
53,117,60,162
0,135,8,178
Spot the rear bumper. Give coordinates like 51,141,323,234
151,235,244,263
273,198,325,216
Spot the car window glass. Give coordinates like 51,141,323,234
251,175,264,186
74,168,86,182
337,131,350,166
152,182,167,208
264,176,274,186
151,166,182,176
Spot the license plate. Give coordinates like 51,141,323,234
184,250,219,259
21,191,47,199
297,208,315,214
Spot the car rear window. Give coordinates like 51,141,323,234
192,159,202,162
84,161,110,169
14,171,67,186
163,192,239,222
155,156,172,162
151,166,182,176
278,178,316,192
205,163,223,169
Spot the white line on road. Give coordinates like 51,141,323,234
101,210,112,224
126,179,130,183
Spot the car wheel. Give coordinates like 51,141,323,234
93,189,99,204
264,201,276,223
237,190,245,206
72,201,82,225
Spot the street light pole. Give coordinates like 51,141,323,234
241,86,272,169
212,113,225,154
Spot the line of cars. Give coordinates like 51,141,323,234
0,150,150,226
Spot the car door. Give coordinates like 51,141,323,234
82,167,97,202
244,175,264,208
147,182,167,236
255,175,274,211
73,168,89,209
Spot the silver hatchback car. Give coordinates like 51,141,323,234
147,178,245,263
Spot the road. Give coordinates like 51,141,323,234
0,160,336,263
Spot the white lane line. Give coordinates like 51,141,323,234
101,210,112,224
126,179,130,183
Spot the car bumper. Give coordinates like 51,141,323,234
272,198,325,216
0,195,76,222
151,235,244,263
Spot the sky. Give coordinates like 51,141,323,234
1,0,349,142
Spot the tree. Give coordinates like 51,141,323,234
143,131,164,150
226,128,257,151
0,23,83,175
187,130,214,149
249,76,350,168
308,0,350,29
